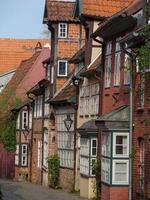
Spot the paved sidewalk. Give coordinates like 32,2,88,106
0,179,87,200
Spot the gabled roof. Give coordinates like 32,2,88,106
27,79,50,96
74,0,134,19
78,119,98,137
0,47,50,111
50,83,76,105
95,105,130,130
0,39,49,74
97,105,129,122
43,0,79,23
92,0,144,38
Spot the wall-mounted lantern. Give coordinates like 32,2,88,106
64,114,73,131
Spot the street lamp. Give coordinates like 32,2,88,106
64,114,73,131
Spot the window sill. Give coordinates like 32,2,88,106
113,85,120,87
136,107,144,112
79,115,83,118
57,75,68,78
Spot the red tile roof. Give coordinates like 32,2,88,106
44,0,79,22
0,39,49,74
50,83,76,103
69,46,85,64
0,47,49,110
81,0,134,18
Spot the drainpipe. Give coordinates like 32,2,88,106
73,86,79,191
41,90,45,185
121,45,136,200
93,37,104,199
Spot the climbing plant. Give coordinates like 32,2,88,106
95,159,101,200
47,154,60,189
136,5,150,72
0,87,22,151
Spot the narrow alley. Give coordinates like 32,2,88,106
0,180,87,200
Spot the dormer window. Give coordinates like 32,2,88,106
57,60,68,77
58,23,67,38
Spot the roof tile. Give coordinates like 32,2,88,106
45,0,79,22
0,39,49,74
82,0,134,17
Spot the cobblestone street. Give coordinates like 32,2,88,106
0,180,87,200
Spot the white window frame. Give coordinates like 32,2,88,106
101,157,110,184
46,64,50,80
15,144,19,166
43,131,48,168
114,39,121,86
58,23,67,38
102,133,111,157
21,144,28,167
57,60,68,77
37,140,42,169
104,42,112,88
91,138,97,157
57,113,74,169
124,54,131,85
29,110,32,129
22,111,28,130
16,113,20,129
113,132,129,158
51,66,54,84
112,159,129,185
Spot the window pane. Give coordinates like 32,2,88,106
91,158,96,175
91,139,97,156
116,136,127,155
101,158,110,183
115,162,127,182
113,160,129,184
102,133,110,157
58,61,67,76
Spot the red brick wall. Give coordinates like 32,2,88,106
102,49,130,115
15,167,30,181
51,23,85,93
101,184,128,200
133,72,150,200
59,168,74,191
31,119,43,184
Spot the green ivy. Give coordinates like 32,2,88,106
0,119,16,151
136,5,150,72
0,92,21,151
95,159,101,200
47,154,60,189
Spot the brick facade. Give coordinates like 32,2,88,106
133,72,150,200
31,119,43,184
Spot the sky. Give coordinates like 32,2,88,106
0,0,47,39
